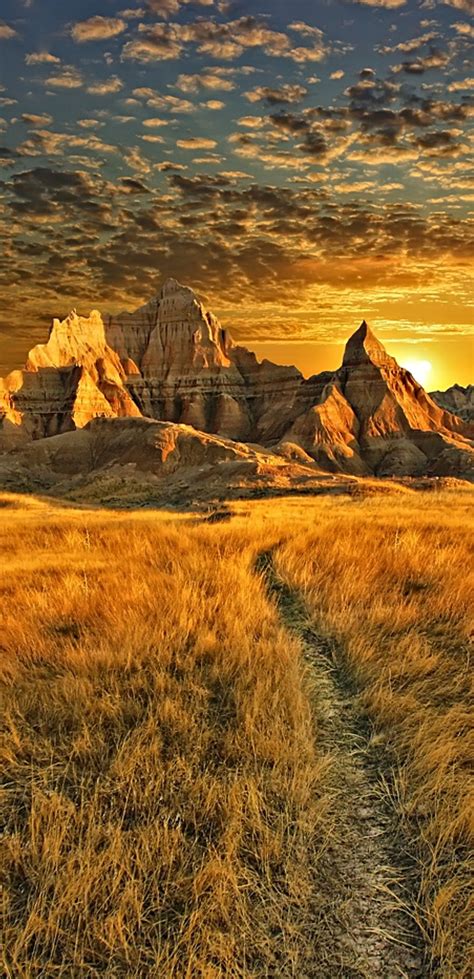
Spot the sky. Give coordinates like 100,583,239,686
0,0,473,389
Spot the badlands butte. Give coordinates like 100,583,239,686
0,277,473,503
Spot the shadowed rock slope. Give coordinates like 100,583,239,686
1,281,472,481
0,416,350,505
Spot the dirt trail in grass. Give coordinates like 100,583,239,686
257,551,430,979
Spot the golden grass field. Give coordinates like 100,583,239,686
1,487,473,978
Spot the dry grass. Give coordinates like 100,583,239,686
274,489,474,978
1,487,473,977
0,495,325,978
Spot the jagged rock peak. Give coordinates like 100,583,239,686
160,277,195,299
27,308,107,371
343,320,396,370
157,277,210,327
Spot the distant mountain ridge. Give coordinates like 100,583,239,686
1,278,473,481
430,384,474,424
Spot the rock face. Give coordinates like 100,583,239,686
430,384,474,423
1,285,473,480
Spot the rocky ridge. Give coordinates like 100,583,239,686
1,279,473,482
430,384,474,423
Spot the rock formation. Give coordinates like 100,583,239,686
105,277,307,441
281,322,474,479
0,308,140,445
1,283,473,481
1,279,309,447
430,384,474,423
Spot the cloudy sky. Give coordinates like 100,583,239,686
0,0,472,387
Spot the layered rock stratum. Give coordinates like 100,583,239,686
1,278,473,485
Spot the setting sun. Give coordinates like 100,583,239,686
401,359,433,388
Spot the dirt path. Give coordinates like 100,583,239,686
257,551,430,979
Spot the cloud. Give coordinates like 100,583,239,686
16,129,118,158
330,70,345,80
452,21,474,36
413,128,466,155
44,68,84,89
122,17,330,64
237,116,266,128
287,21,329,61
332,180,377,192
377,31,438,54
203,100,225,109
25,52,61,65
142,117,170,127
177,137,218,149
141,134,166,144
245,85,308,105
227,116,353,169
218,170,251,180
119,7,147,16
71,17,127,44
348,146,420,163
131,88,195,112
86,76,124,95
442,0,474,11
123,146,152,173
290,45,329,63
78,119,104,129
122,24,183,61
448,76,474,89
146,0,215,14
352,0,406,7
21,113,54,126
391,48,451,73
289,22,325,39
176,71,236,93
0,23,18,40
119,177,150,194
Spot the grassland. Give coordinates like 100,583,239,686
1,487,472,977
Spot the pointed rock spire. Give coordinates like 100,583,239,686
27,309,108,371
343,320,396,370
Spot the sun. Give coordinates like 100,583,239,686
401,359,433,387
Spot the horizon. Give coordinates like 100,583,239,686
0,0,473,389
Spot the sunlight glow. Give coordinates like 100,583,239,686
401,359,433,388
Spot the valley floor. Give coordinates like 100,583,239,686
1,487,472,978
